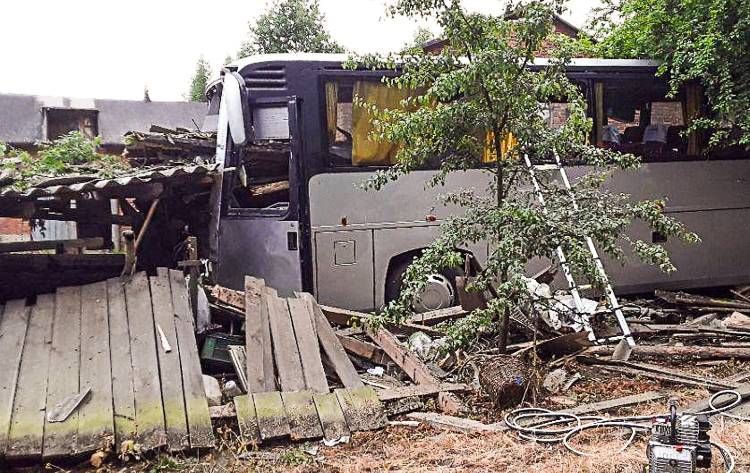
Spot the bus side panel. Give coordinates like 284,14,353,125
313,229,375,310
215,219,303,295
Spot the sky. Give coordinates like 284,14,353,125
0,0,603,102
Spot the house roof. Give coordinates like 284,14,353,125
0,92,208,146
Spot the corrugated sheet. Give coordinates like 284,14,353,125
0,163,218,201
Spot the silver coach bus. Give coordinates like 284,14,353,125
205,54,750,312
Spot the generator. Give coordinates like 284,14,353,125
644,399,712,473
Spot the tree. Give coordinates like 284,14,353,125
589,0,750,151
238,0,345,58
187,55,211,102
401,26,438,53
354,0,696,352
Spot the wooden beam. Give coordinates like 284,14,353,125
377,383,471,402
587,344,750,360
0,237,104,254
337,335,389,365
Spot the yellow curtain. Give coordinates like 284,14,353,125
325,82,338,146
483,132,517,162
352,81,413,166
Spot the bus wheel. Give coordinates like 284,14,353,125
385,260,463,313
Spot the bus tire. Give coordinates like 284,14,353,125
385,258,464,313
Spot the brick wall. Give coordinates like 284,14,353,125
0,218,30,242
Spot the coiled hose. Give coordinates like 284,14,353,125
504,390,745,472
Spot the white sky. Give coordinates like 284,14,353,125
0,0,602,102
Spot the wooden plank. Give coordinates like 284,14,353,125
346,386,387,431
244,277,267,393
259,288,276,391
124,272,166,451
281,391,324,440
377,383,471,402
367,327,463,415
312,393,350,441
233,394,261,445
106,277,137,445
266,294,305,392
43,286,81,459
168,269,214,449
228,345,248,393
558,391,667,416
686,384,750,414
407,412,495,434
406,306,468,326
252,392,290,440
77,281,115,455
337,335,388,364
0,237,104,254
288,297,329,394
0,300,30,456
334,388,360,432
5,296,51,461
306,297,363,388
150,272,189,451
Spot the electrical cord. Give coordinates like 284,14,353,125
505,389,746,471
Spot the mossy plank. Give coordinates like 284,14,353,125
287,298,329,394
150,272,189,452
234,394,261,445
312,392,349,441
281,391,323,441
252,392,290,440
168,269,214,449
6,295,51,461
106,277,137,444
43,286,82,459
346,386,387,431
307,298,363,389
266,295,305,392
77,281,115,455
124,272,166,451
244,277,267,394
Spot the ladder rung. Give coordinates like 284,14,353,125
577,284,592,290
532,164,558,171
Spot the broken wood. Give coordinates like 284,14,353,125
656,290,750,311
407,412,495,434
337,335,389,365
587,344,750,360
250,180,289,196
0,237,104,254
377,383,471,401
406,306,468,326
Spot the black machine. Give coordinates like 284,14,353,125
645,399,712,472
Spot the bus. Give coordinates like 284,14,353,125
204,54,750,312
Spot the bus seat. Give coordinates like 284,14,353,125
622,126,644,144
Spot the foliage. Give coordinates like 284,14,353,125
402,26,439,53
238,0,345,58
589,0,750,150
2,132,123,191
187,55,211,102
353,0,697,352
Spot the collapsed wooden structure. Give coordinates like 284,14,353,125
0,270,213,464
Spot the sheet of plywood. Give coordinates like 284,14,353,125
287,298,328,394
43,286,82,459
106,277,137,444
151,270,189,451
234,394,261,445
281,391,323,440
77,281,115,454
244,277,267,393
253,392,290,440
168,269,214,449
312,392,350,441
124,272,166,451
5,295,52,461
266,294,305,392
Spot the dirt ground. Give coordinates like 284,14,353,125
44,359,750,473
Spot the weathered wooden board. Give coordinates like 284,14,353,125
124,272,166,451
253,392,291,440
260,289,276,391
307,298,363,389
266,295,306,392
0,300,31,456
245,277,267,394
312,392,350,441
234,394,261,444
346,387,387,431
287,298,328,394
150,271,189,451
337,335,388,365
168,269,214,449
5,295,53,461
229,345,248,393
106,277,137,444
377,383,471,401
43,286,81,459
77,281,115,454
281,391,324,440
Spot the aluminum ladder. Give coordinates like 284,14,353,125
523,150,636,347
